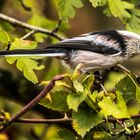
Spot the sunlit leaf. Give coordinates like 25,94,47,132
0,28,10,44
98,91,130,118
71,63,83,79
72,108,103,137
67,89,89,112
108,0,134,21
89,0,107,8
73,80,84,93
6,38,44,83
58,0,83,22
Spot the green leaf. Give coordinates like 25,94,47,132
116,74,140,104
58,129,76,140
0,28,10,44
28,13,57,42
58,0,83,22
126,9,140,34
33,33,47,43
104,72,126,91
67,89,89,112
0,21,14,32
9,38,37,49
72,108,103,137
71,63,83,79
17,58,44,83
136,85,140,103
86,90,103,111
89,0,107,8
82,74,94,90
126,74,140,104
22,0,38,11
40,91,68,112
115,76,136,102
127,99,140,115
108,0,134,21
28,13,56,29
73,80,84,93
6,38,44,83
98,91,130,118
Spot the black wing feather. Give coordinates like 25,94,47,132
47,30,126,55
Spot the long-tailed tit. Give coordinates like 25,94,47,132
0,30,140,73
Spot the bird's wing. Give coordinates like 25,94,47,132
48,30,126,55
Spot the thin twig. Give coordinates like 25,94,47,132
21,30,36,40
0,13,65,41
52,19,62,33
0,74,64,132
0,117,72,124
100,83,108,95
18,0,31,11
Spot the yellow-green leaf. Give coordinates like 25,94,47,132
0,28,10,44
73,80,84,93
72,109,103,137
58,0,83,22
126,9,140,35
98,91,130,118
108,0,134,21
89,0,107,8
40,91,68,111
67,89,89,112
6,38,44,83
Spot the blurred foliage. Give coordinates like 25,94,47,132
0,0,140,140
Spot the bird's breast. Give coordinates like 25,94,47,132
64,50,122,73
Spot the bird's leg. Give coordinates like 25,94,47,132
94,71,102,82
91,71,105,91
91,70,112,91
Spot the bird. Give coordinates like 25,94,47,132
0,30,140,73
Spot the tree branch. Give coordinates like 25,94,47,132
21,30,36,40
0,117,72,124
0,13,65,41
0,74,65,132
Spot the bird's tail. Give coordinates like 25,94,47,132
0,48,67,57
